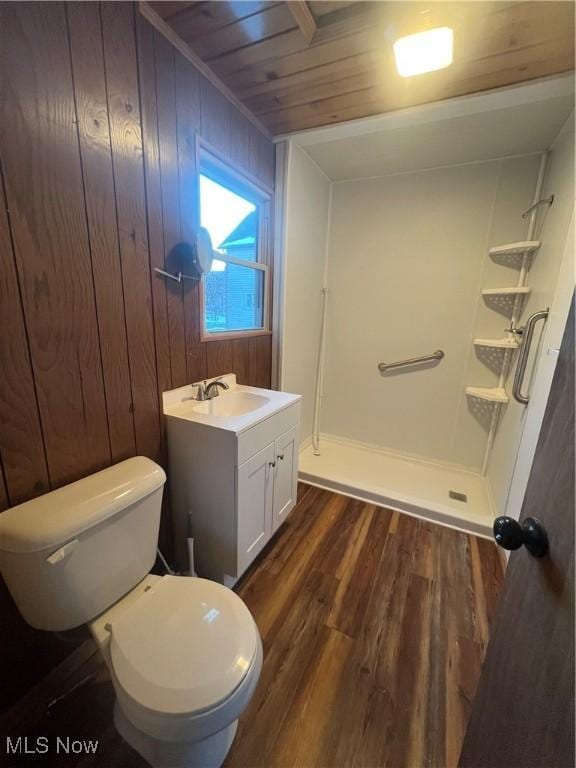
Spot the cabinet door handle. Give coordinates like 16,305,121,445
277,454,285,461
269,461,276,468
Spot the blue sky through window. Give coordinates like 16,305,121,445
199,173,263,332
200,175,255,272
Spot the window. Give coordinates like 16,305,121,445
198,146,271,340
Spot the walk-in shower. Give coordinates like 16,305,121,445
278,81,574,537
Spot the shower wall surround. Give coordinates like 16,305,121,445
320,155,541,471
487,117,575,511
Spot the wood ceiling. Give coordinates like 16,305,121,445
148,1,575,135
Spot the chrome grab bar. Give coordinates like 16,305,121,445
512,309,548,404
378,349,444,373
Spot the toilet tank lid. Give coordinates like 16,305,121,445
0,458,166,554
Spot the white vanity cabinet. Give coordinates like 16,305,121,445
271,425,299,532
237,424,299,576
236,442,274,576
163,377,301,584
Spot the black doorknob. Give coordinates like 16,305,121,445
493,516,549,558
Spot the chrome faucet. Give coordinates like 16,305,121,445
194,378,229,401
206,379,230,399
194,381,208,401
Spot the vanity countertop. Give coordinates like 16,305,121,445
163,374,301,435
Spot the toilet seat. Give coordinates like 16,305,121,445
108,575,259,722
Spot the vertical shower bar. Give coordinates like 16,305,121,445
312,287,328,455
312,181,333,455
481,151,549,475
482,402,501,475
510,151,548,331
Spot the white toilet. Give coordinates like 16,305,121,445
0,457,262,768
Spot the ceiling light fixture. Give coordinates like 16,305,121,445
393,26,453,77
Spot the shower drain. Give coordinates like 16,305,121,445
448,490,468,503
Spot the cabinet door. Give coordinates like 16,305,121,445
236,442,275,576
272,425,299,533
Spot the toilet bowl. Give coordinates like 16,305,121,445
90,573,262,768
0,457,262,768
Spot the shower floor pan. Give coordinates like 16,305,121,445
299,435,494,538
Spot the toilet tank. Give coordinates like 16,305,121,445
0,457,166,631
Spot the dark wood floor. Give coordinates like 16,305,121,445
1,484,504,768
226,484,504,768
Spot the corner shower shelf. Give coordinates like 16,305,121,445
481,286,531,296
489,240,541,257
473,337,519,349
465,386,509,404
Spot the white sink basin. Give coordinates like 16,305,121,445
192,391,271,418
163,375,301,434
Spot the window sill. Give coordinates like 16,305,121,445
201,329,272,343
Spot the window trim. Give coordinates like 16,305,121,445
196,136,273,342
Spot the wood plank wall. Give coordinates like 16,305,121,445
0,1,275,714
